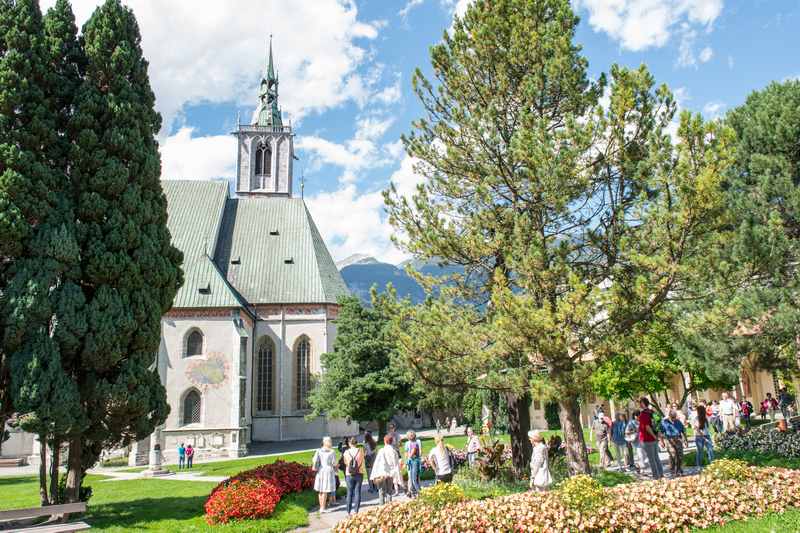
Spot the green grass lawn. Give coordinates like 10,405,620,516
0,475,320,532
697,508,800,532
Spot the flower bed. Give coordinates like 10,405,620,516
335,465,800,532
205,461,315,525
717,425,800,458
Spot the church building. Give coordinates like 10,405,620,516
129,43,352,464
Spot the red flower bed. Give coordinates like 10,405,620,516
205,461,315,525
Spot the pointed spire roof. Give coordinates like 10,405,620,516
256,36,283,127
266,35,276,81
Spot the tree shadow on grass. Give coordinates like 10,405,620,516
86,495,209,530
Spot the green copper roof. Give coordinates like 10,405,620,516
162,179,349,308
256,39,282,127
162,180,244,309
214,197,350,304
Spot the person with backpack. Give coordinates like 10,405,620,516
638,397,663,480
342,436,364,516
427,434,454,482
404,430,422,497
694,403,714,468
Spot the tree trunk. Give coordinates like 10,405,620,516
558,396,591,475
65,438,82,503
504,391,532,477
38,439,49,506
49,440,60,505
377,419,387,440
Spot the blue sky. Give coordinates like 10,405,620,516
49,0,800,263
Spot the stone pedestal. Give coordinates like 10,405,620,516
142,443,173,477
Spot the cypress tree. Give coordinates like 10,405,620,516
0,0,82,505
64,0,182,500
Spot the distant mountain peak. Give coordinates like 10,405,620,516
335,253,380,270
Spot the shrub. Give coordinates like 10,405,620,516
717,425,800,458
205,478,282,524
204,460,315,525
417,483,466,509
557,474,608,512
703,458,752,481
453,468,528,500
334,466,800,533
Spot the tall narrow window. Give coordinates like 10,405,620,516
295,337,311,410
186,329,203,357
256,337,274,412
255,144,264,175
254,143,271,179
182,389,201,425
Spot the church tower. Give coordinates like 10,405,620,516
235,39,294,197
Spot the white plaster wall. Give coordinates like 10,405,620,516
1,425,33,458
161,315,241,431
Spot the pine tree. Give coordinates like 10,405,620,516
0,0,82,504
64,0,182,501
387,0,735,473
308,294,417,436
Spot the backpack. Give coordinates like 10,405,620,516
347,450,360,473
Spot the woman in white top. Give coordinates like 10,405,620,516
466,427,481,466
312,436,337,513
369,434,402,505
427,434,453,482
528,430,552,491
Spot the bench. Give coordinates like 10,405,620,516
0,457,25,468
0,503,90,532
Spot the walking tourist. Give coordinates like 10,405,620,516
719,392,739,432
709,400,722,433
626,410,644,472
762,393,778,421
363,431,377,493
779,387,795,420
177,443,186,470
312,437,338,513
528,430,552,491
660,410,688,477
593,412,613,469
404,430,422,497
611,413,628,471
185,444,194,469
450,417,458,433
638,397,663,480
342,436,364,516
739,398,752,428
694,404,714,468
427,434,454,482
671,402,687,426
370,435,401,505
387,422,400,451
444,417,451,433
466,426,480,466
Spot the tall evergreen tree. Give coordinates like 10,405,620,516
387,0,735,473
308,293,418,436
0,0,82,505
64,0,182,501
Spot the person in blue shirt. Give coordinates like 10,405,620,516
610,413,629,471
177,443,186,470
660,410,688,477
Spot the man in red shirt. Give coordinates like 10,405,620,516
638,397,663,479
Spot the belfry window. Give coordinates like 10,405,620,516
255,143,271,179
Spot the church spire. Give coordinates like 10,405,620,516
256,36,282,127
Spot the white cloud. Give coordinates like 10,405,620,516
703,101,726,119
374,78,403,105
305,153,427,263
575,0,723,52
43,0,386,133
399,0,425,18
160,127,235,180
699,46,713,63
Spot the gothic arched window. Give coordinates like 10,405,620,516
254,143,271,179
185,329,203,357
182,389,201,425
256,337,275,412
295,337,312,411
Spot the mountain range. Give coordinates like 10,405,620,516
335,254,461,304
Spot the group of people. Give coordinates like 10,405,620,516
593,389,796,481
176,443,194,469
310,423,461,516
